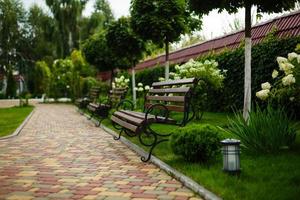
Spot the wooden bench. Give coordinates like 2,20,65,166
87,88,127,126
111,78,197,162
75,87,100,113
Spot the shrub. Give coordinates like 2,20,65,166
170,124,222,162
228,105,297,154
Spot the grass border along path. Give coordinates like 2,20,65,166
0,106,34,138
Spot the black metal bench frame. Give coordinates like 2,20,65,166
75,87,100,114
111,78,197,162
87,88,127,127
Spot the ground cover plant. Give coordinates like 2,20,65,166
0,106,34,137
101,112,300,200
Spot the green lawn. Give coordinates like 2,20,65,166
101,112,300,200
0,106,34,137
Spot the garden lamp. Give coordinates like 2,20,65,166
221,139,241,175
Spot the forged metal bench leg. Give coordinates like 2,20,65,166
114,129,123,140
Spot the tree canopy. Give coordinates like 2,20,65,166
106,17,146,65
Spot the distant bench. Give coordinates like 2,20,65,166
111,78,197,162
75,87,100,112
87,88,127,126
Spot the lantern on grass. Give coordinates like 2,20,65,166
221,139,241,175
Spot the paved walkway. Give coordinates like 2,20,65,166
0,104,202,200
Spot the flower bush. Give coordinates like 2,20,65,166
256,51,300,112
112,75,130,89
161,59,225,119
134,82,150,109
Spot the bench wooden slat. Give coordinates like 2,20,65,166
145,103,185,112
149,87,190,94
146,95,185,102
114,111,144,125
111,115,138,133
120,110,177,124
152,78,196,87
110,90,126,95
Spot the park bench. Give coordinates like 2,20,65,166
87,88,127,126
111,78,197,162
75,87,100,113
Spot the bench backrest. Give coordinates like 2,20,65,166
109,88,127,105
145,78,197,126
88,87,100,102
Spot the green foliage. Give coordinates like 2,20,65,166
5,69,16,98
34,61,51,96
131,0,201,45
106,17,146,65
197,36,300,112
70,50,95,77
170,124,222,162
228,105,297,154
82,31,129,72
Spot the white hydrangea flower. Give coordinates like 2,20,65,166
134,87,138,91
272,70,279,79
144,85,150,90
158,77,165,82
120,75,125,80
288,52,298,61
138,87,144,92
112,83,115,88
277,56,288,64
138,82,143,87
261,82,271,90
290,97,295,102
282,74,296,86
297,55,300,64
125,79,130,83
256,89,270,100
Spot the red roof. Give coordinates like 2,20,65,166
135,10,300,71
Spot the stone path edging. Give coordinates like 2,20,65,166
0,108,35,140
98,123,222,200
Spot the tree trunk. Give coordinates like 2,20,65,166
243,1,252,121
165,40,170,80
110,68,114,88
131,63,137,108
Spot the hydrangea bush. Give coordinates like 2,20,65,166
256,51,300,112
112,75,130,89
159,59,225,119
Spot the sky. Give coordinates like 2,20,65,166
23,0,286,40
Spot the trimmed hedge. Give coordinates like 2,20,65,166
200,36,300,112
135,36,300,112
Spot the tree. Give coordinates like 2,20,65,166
106,17,146,106
130,0,201,79
0,0,26,74
34,61,51,96
27,5,57,61
82,31,129,84
188,0,300,120
45,0,87,57
80,0,114,42
94,0,114,26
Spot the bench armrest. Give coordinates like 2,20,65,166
145,103,170,123
116,99,134,111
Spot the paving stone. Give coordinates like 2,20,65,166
0,104,201,200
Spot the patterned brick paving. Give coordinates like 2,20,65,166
0,104,202,200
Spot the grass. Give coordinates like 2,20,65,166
100,111,300,200
0,106,34,137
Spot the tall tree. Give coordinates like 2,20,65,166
94,0,114,26
106,17,146,105
45,0,88,57
82,31,129,84
188,0,300,120
130,0,201,79
27,4,57,60
80,0,114,41
0,0,25,74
